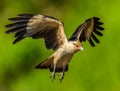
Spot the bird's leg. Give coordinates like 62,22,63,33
50,65,56,81
59,72,64,82
59,65,65,82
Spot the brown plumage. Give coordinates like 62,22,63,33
6,14,104,82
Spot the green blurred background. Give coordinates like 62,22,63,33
0,0,120,91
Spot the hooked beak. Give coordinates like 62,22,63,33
80,47,84,51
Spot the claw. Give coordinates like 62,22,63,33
50,63,56,82
50,72,55,80
59,72,64,82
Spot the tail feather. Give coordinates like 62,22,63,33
35,56,69,72
35,56,54,69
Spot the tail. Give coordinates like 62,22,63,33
35,56,68,72
35,56,54,69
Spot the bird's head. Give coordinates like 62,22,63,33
67,41,84,54
72,41,84,51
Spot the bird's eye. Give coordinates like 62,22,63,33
73,43,79,47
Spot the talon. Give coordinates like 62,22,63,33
50,72,55,80
59,72,64,82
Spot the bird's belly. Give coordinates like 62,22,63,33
56,53,73,68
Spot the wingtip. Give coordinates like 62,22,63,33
12,36,25,44
93,17,100,20
8,17,17,21
17,14,35,18
5,30,11,34
5,24,9,28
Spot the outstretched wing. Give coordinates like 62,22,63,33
6,14,67,50
69,17,104,47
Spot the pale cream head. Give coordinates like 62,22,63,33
72,41,84,51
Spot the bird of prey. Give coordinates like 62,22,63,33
5,14,104,82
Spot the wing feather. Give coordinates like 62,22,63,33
88,37,95,47
6,14,67,50
69,17,104,47
91,33,100,43
6,26,26,34
93,29,103,36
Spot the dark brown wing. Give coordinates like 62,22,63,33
6,14,68,50
69,17,104,47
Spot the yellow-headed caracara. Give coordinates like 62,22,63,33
6,14,104,82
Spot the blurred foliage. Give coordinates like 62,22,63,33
0,0,120,91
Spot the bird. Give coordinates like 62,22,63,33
5,14,104,82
